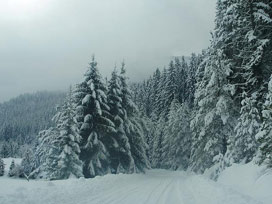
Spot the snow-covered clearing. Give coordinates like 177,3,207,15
1,158,271,204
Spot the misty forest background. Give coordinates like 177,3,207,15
1,0,272,180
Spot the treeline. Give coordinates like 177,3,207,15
0,91,65,158
131,54,201,169
132,0,272,179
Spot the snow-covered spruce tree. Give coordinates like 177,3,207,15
43,130,60,179
107,69,133,173
162,99,192,170
228,0,272,165
190,46,236,174
236,0,272,92
176,57,188,104
0,143,9,158
0,158,4,176
119,63,149,173
46,88,83,180
217,0,272,105
140,114,155,163
154,68,167,118
20,149,35,178
73,84,86,129
186,53,199,107
130,79,156,163
256,75,272,167
8,159,15,177
142,79,153,118
76,56,115,178
150,68,161,121
33,127,59,178
161,99,180,169
163,61,178,118
129,82,154,162
151,117,165,168
232,92,261,163
196,0,272,170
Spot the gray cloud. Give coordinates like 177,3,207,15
0,0,216,102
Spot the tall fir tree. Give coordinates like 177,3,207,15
46,88,83,179
150,68,161,121
34,127,59,178
76,56,115,178
176,57,188,103
163,61,178,118
186,53,199,106
232,92,261,163
151,117,165,168
8,159,16,177
162,100,192,170
154,68,168,118
119,63,150,172
257,75,272,167
107,69,133,173
190,46,236,173
20,149,35,177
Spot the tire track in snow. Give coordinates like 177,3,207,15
86,182,141,203
143,179,164,204
156,178,182,204
87,175,153,204
177,176,197,204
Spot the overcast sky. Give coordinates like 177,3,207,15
0,0,216,102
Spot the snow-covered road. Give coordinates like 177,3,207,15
0,169,262,204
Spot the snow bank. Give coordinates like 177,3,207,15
217,162,272,204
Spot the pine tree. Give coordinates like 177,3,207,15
107,69,133,173
150,68,161,121
190,46,236,173
119,63,150,172
140,115,154,163
176,57,188,103
186,53,199,106
217,0,272,104
256,75,272,167
76,56,115,178
0,158,4,176
0,143,9,158
47,88,83,179
154,68,168,118
162,100,192,170
151,117,165,168
34,127,59,178
237,0,272,92
21,149,34,177
142,79,153,118
232,92,261,163
8,159,16,177
44,129,60,179
200,0,272,170
73,82,88,131
163,61,178,117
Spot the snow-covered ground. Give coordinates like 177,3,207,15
218,162,272,204
1,158,271,204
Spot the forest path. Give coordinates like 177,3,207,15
1,169,262,204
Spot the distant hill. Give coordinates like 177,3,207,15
0,91,65,157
